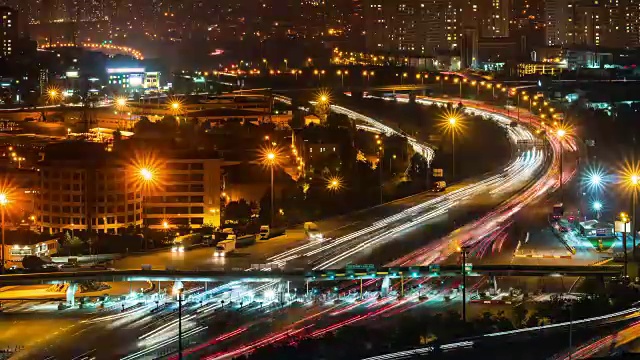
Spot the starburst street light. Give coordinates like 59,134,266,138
583,166,608,192
556,126,569,201
116,97,127,108
261,147,282,227
140,167,154,181
592,201,602,211
440,109,465,179
326,176,343,191
621,161,640,260
46,86,61,104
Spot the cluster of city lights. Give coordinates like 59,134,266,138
39,42,144,60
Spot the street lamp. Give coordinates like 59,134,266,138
177,287,184,359
0,193,7,274
336,70,348,87
262,149,279,227
592,201,602,219
628,173,640,260
457,245,470,322
447,116,460,179
47,88,60,105
115,97,128,128
138,167,155,249
620,212,630,277
327,176,343,191
556,128,567,202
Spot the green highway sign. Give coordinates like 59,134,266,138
429,264,440,273
346,264,376,271
464,263,473,273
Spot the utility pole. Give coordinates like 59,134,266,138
178,288,184,359
460,245,469,323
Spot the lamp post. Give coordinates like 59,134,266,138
264,151,277,227
116,96,127,128
337,70,348,87
556,129,566,202
630,175,639,259
0,193,7,274
448,117,459,179
621,212,630,277
139,167,154,249
457,245,470,322
170,101,183,121
177,287,184,359
592,201,602,220
377,138,384,204
327,177,342,191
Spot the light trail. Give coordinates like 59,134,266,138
266,94,548,270
387,96,577,267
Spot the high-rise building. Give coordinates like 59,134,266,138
0,6,18,58
545,0,640,48
363,0,513,56
364,0,462,55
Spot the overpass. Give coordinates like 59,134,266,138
0,264,622,285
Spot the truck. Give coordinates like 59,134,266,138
171,233,202,253
552,203,564,220
304,222,324,241
213,239,236,257
259,225,286,240
432,181,447,192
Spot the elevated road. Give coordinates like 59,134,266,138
0,264,622,285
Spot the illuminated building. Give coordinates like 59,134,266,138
106,67,146,93
35,142,223,235
0,6,18,58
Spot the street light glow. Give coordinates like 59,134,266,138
140,168,154,181
449,117,457,126
327,176,343,191
556,129,566,137
116,97,127,108
0,193,7,206
592,201,602,211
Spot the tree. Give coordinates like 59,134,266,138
64,232,83,247
326,112,351,129
289,110,306,129
224,199,253,223
160,115,178,130
133,116,153,133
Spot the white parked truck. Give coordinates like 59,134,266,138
213,239,236,257
304,222,323,241
259,225,286,240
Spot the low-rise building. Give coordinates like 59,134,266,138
1,238,59,268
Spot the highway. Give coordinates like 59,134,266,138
385,96,578,268
107,95,548,275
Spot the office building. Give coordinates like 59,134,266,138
35,142,223,234
545,0,640,48
364,0,461,55
144,153,222,230
35,142,143,235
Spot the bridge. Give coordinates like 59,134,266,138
38,42,144,60
0,264,622,286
